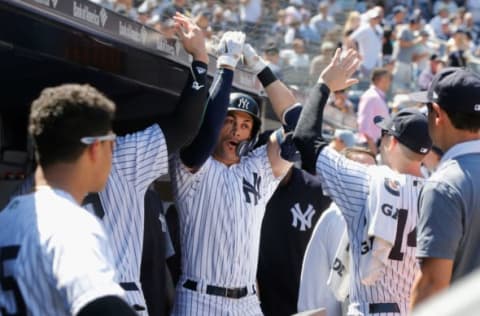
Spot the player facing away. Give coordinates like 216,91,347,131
0,84,137,316
169,32,299,315
293,49,432,316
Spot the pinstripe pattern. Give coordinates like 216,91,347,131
317,147,423,316
169,145,281,315
90,124,169,312
0,188,124,315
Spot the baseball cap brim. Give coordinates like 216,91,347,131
408,91,430,103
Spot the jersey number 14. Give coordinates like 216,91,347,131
388,209,416,261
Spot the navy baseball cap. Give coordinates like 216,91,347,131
408,67,480,114
374,108,432,155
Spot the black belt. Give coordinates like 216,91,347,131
119,282,145,311
183,280,251,299
369,303,400,314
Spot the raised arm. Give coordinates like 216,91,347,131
242,44,300,177
293,48,360,173
157,13,209,153
180,31,246,170
292,49,371,214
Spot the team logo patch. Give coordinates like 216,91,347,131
243,172,261,205
290,203,316,231
237,97,250,110
384,178,400,196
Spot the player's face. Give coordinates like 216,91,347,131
213,111,254,166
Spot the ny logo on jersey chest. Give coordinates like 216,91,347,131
290,203,316,231
243,173,261,205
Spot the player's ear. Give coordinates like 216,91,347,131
85,142,101,162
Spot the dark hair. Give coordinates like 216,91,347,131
443,108,480,132
371,67,391,84
29,84,116,167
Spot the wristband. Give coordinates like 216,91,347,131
257,66,278,87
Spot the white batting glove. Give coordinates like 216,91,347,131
216,31,246,69
242,43,268,74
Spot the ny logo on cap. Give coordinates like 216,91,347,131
420,148,428,154
238,98,250,109
475,104,480,112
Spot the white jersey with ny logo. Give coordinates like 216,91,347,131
170,145,281,288
0,188,124,315
315,147,423,316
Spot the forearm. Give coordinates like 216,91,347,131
160,60,208,153
410,273,447,309
292,82,331,174
410,258,453,309
180,68,234,168
259,68,297,119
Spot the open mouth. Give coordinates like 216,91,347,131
227,140,239,151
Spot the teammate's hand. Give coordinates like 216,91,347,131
174,12,209,64
242,43,268,74
319,48,360,92
216,31,246,69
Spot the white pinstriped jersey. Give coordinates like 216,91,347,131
169,146,281,315
0,188,124,315
316,147,423,316
89,124,168,312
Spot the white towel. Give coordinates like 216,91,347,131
327,166,406,295
360,166,402,285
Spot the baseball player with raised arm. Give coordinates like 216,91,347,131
10,13,209,315
293,49,432,316
169,33,301,315
0,84,136,316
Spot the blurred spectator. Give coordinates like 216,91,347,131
270,10,288,44
429,5,451,39
466,0,480,27
309,41,336,82
343,10,361,35
417,54,446,90
223,0,241,29
281,38,310,68
114,0,138,20
434,0,458,16
391,15,429,94
327,89,355,115
194,10,213,40
387,5,407,28
210,7,225,32
299,8,321,45
191,0,220,18
284,6,304,45
239,0,263,38
329,129,356,152
348,7,383,78
309,1,335,43
357,68,392,154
